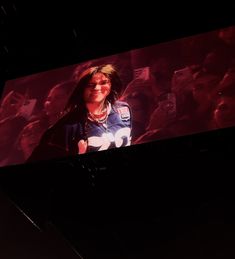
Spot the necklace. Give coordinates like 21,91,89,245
88,107,108,124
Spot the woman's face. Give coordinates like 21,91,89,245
83,73,111,104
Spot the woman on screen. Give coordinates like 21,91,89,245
28,64,132,162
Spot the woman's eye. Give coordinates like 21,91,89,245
100,80,108,85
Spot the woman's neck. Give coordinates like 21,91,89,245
86,102,106,115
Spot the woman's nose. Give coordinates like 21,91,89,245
94,84,101,90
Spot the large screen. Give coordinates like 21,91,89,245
1,25,235,167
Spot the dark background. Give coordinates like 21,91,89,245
1,2,235,82
1,2,235,258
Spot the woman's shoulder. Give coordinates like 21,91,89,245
112,101,131,121
113,100,130,108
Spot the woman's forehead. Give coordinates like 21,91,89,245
90,73,109,81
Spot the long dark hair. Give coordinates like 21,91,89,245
65,64,123,114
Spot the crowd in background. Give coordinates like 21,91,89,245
1,25,235,167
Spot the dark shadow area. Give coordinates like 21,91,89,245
0,190,82,258
1,126,235,258
1,2,235,259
